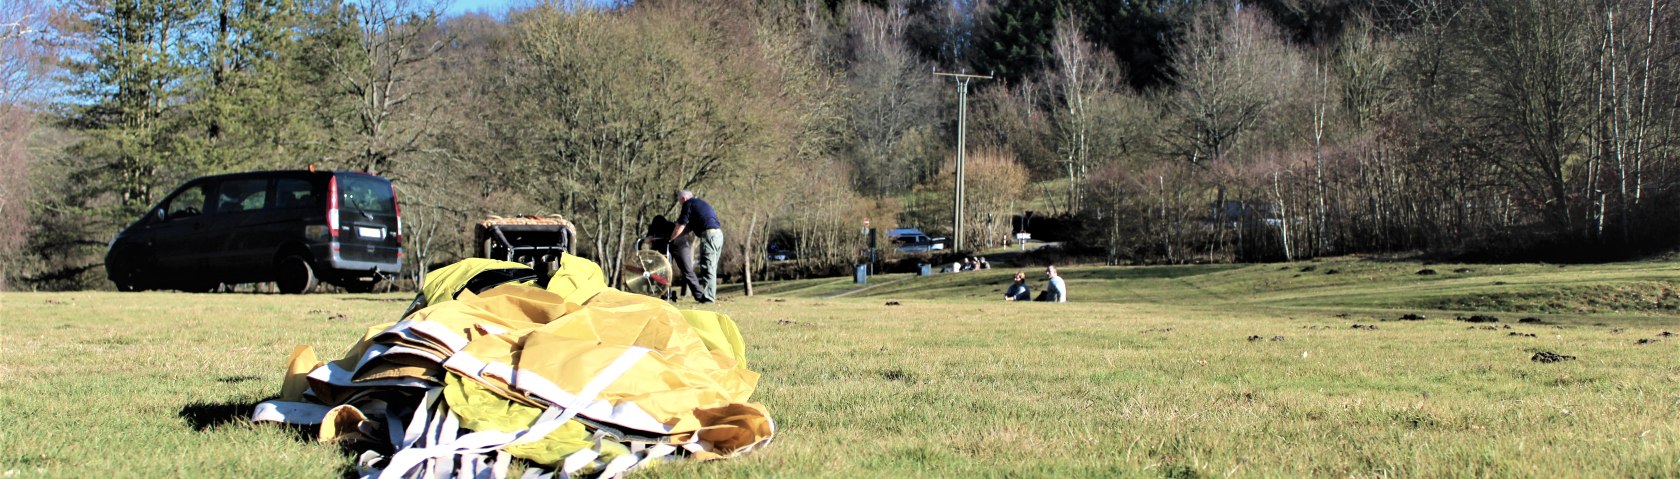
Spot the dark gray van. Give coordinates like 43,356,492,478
105,170,403,293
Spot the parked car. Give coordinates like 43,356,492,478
766,242,797,262
104,170,403,293
887,227,945,253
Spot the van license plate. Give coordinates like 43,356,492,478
357,226,385,239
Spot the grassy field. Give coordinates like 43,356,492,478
2,258,1677,477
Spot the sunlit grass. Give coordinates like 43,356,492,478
3,258,1677,477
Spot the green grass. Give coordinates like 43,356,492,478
3,258,1678,477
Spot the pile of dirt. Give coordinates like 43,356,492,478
1531,351,1576,363
1457,315,1500,323
1398,313,1427,320
307,309,350,321
1635,332,1673,345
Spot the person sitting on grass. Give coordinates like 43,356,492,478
977,257,991,270
1034,265,1068,302
1004,271,1032,301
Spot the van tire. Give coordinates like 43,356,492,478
276,255,319,294
111,269,147,292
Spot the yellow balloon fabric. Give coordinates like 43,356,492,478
259,254,773,477
443,374,594,466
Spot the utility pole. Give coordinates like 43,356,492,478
934,70,991,252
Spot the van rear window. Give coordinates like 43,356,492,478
338,176,395,214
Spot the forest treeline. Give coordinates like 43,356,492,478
2,0,1677,291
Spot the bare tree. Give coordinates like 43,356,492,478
327,0,448,176
1462,0,1597,236
0,0,60,290
1162,5,1306,258
1048,15,1116,214
843,1,943,196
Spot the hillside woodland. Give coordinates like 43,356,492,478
3,0,1678,290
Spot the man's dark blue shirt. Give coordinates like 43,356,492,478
677,198,722,231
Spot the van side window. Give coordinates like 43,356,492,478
163,184,209,220
275,179,319,209
214,179,269,214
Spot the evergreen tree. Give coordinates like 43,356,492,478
61,0,205,215
972,0,1059,84
189,0,317,171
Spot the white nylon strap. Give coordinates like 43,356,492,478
376,347,650,479
490,451,511,479
250,400,334,425
505,347,650,449
401,388,442,449
559,448,599,475
596,454,638,478
642,444,677,463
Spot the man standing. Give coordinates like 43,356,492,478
669,190,723,303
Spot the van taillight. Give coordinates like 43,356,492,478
327,176,340,239
391,184,403,246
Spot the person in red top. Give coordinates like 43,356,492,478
669,190,723,303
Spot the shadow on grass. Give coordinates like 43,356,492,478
1062,264,1245,280
179,397,275,432
179,397,368,478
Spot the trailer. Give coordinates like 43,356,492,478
475,215,577,273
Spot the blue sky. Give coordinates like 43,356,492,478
443,0,615,17
443,0,524,17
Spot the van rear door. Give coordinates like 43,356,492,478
331,174,401,267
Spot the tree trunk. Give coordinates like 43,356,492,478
743,210,757,296
1273,171,1294,262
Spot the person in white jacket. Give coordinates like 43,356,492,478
1037,265,1068,302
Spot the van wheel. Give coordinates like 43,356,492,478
111,269,147,292
276,255,319,294
114,279,147,292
